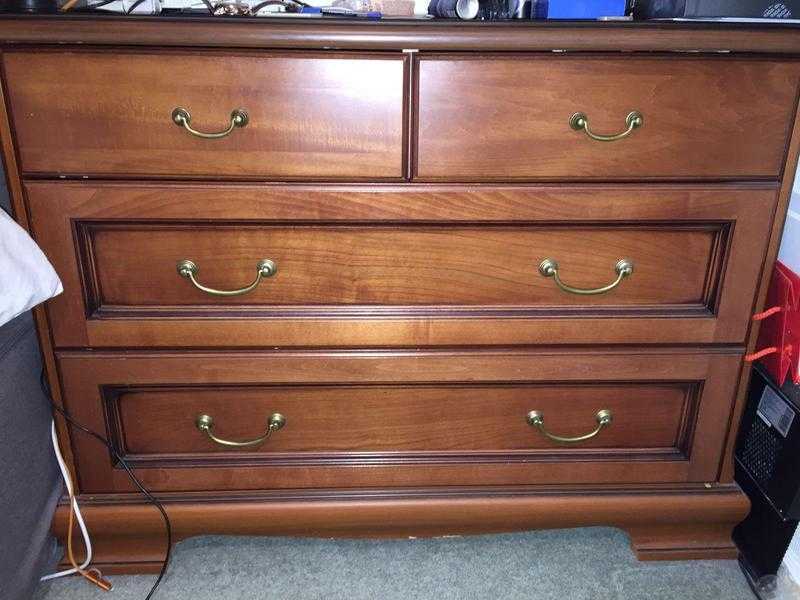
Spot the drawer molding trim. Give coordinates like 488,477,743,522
77,221,729,318
99,381,702,470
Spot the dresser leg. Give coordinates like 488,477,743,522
626,523,742,561
51,503,170,575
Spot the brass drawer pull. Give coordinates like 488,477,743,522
171,107,249,139
526,409,613,444
569,111,643,142
195,413,286,448
177,259,276,297
538,258,633,296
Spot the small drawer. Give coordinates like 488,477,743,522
416,56,800,181
27,182,775,347
3,50,405,180
57,349,740,493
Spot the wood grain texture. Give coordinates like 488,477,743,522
49,487,749,572
0,62,80,485
1,16,800,54
25,182,776,347
3,21,797,566
417,56,800,181
114,383,692,455
2,50,406,179
0,53,27,226
89,224,716,306
718,79,800,483
57,348,740,493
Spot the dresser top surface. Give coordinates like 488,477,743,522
1,14,800,53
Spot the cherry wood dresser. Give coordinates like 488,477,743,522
2,16,800,573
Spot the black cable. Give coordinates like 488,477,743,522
73,0,120,10
250,0,294,13
125,0,148,13
40,368,172,600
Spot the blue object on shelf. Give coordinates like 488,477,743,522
530,0,548,19
545,0,625,19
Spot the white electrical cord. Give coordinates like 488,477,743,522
40,420,94,581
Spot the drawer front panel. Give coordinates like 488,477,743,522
417,56,800,181
3,51,405,179
57,349,740,493
118,384,689,455
90,224,716,307
27,182,775,347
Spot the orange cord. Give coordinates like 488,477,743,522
66,491,113,592
752,306,782,321
744,347,779,362
60,0,80,10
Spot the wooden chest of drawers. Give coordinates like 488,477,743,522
3,17,800,572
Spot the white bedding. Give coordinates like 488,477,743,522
0,209,62,327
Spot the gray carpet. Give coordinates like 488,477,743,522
34,527,754,600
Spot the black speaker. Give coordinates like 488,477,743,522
634,0,798,19
733,365,800,596
2,0,60,12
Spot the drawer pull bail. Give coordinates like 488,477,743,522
171,107,249,139
177,259,277,297
526,409,613,444
538,258,633,296
569,111,643,142
195,413,286,448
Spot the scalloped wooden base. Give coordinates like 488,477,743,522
52,486,749,574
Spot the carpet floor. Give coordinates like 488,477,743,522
34,527,755,600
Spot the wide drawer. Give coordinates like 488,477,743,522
57,348,740,493
27,182,775,347
416,56,800,181
3,50,405,180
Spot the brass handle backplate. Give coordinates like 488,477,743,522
177,259,276,297
171,107,249,139
195,413,286,448
538,258,633,296
569,111,643,142
526,409,613,444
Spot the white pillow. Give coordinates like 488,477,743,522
0,209,62,327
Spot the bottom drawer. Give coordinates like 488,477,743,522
58,349,740,493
